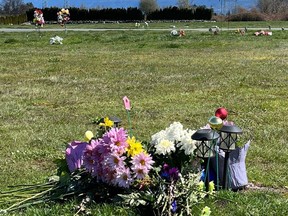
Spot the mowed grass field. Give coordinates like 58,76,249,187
0,21,288,215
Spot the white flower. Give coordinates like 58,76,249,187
151,130,166,145
171,29,178,36
155,139,175,155
201,206,211,216
165,122,184,142
50,36,63,45
151,122,197,156
177,129,197,155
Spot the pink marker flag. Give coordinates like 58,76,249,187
123,96,131,110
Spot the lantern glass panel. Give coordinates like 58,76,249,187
219,132,238,151
195,140,215,158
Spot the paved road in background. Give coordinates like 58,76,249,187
0,27,285,33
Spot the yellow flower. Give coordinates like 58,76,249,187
84,130,94,142
127,136,143,157
209,181,215,192
201,206,211,216
198,181,205,191
99,117,114,128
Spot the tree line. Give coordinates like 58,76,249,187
25,6,213,22
1,0,288,25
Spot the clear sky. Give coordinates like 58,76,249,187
25,0,257,14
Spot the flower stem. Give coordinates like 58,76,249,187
4,187,54,212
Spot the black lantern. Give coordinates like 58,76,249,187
109,116,122,128
192,129,219,191
218,124,243,189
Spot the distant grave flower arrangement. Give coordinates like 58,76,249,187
0,97,218,215
33,9,45,27
57,8,70,27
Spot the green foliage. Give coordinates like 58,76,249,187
0,14,27,25
228,12,265,21
117,169,208,216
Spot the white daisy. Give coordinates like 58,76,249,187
155,139,175,155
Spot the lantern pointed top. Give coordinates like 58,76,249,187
192,129,220,141
219,125,243,134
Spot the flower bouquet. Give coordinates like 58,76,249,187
118,122,214,215
33,9,45,28
0,99,215,215
57,8,70,27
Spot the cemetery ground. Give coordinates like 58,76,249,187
0,21,288,215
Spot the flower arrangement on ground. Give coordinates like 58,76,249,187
0,97,216,215
118,121,214,215
57,8,70,27
33,9,45,28
0,118,213,215
66,125,154,189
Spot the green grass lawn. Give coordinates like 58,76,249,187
0,23,288,215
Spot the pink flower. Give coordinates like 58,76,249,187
105,152,126,169
132,166,149,179
83,139,102,173
131,152,154,171
103,127,128,154
115,167,133,188
103,168,117,185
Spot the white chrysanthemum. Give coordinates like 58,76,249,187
151,122,197,155
165,122,184,142
151,130,166,145
155,139,175,155
177,129,197,155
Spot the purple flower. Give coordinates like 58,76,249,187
132,166,149,179
161,164,170,180
169,167,179,181
65,141,88,172
105,152,126,169
163,163,170,172
171,200,177,213
160,165,180,182
161,171,170,179
82,139,102,173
